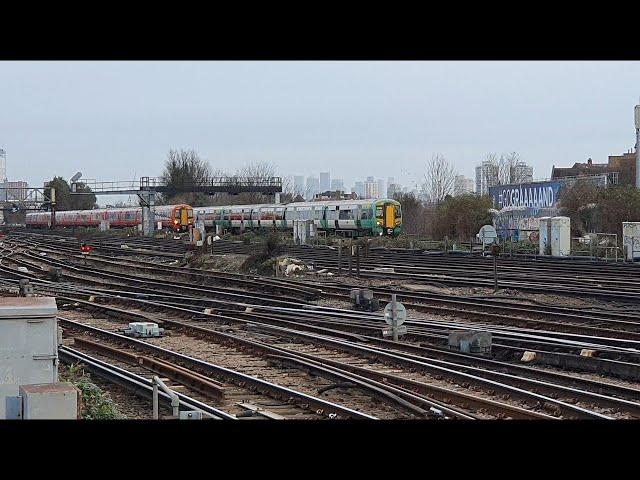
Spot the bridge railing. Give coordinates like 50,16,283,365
74,176,283,194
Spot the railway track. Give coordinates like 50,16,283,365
8,237,640,377
208,240,640,303
55,299,640,420
4,230,640,419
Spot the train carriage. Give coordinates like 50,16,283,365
25,204,194,231
194,198,402,236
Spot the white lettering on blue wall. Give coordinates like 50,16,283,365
496,185,555,209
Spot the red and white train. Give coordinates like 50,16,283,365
25,204,194,231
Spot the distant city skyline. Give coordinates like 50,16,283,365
2,62,640,198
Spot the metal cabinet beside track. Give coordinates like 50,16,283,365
0,297,59,419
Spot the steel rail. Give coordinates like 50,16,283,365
59,346,235,419
58,317,378,420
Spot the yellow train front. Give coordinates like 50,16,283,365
166,204,194,232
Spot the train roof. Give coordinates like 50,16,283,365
25,204,192,216
194,198,400,212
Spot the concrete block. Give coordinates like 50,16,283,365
521,351,537,362
580,349,597,357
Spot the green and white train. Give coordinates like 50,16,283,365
195,198,402,236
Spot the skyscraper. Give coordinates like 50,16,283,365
353,181,364,198
510,161,534,184
363,177,377,199
319,172,331,192
387,182,401,198
475,161,499,196
331,178,344,192
306,176,320,200
293,176,305,197
454,175,475,196
377,179,385,199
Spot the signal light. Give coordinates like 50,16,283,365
80,244,92,253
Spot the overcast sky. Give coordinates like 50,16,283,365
2,61,639,198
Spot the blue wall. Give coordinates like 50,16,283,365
489,180,563,211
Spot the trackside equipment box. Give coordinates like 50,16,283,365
0,297,59,419
19,383,79,419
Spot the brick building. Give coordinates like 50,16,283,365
551,151,636,186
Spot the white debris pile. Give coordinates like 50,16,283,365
276,257,333,277
277,257,307,276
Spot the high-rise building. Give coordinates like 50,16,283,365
306,176,320,200
377,179,385,199
293,176,305,197
331,178,345,192
475,161,499,196
454,175,475,196
353,181,364,199
387,182,401,198
510,161,534,184
319,172,331,192
476,159,534,195
363,178,378,199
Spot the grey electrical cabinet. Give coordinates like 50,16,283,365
20,383,79,419
0,297,59,419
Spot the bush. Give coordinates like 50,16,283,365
241,232,254,245
240,232,284,273
59,363,122,420
560,184,640,238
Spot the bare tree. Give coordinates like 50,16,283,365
424,154,456,204
235,161,279,204
161,149,212,205
482,151,527,187
279,175,296,203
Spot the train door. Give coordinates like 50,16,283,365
326,205,338,231
385,204,394,230
313,205,324,230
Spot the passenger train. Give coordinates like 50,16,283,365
195,198,402,236
25,204,194,231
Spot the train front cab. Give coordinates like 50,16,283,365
174,205,194,231
375,200,402,236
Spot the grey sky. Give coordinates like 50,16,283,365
2,61,639,199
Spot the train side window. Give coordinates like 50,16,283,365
326,209,336,221
361,209,370,220
339,209,352,220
